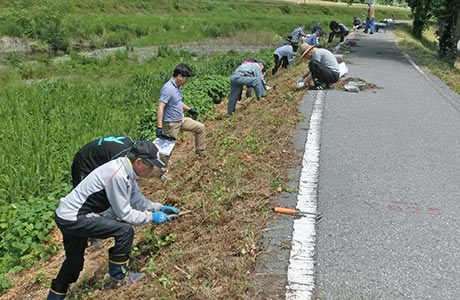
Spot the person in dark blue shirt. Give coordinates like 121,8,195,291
312,22,322,35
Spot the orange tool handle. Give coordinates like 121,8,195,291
274,207,297,215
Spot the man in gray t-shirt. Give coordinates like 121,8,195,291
297,43,340,90
156,64,206,178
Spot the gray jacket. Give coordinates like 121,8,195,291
56,157,162,225
274,44,297,59
232,62,267,90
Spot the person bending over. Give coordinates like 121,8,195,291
296,43,340,90
328,21,349,43
47,140,179,299
272,43,297,75
227,60,267,116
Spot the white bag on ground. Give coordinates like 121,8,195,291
339,62,348,78
153,138,175,156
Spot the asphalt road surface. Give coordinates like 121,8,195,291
253,30,460,300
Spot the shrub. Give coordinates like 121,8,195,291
102,30,131,47
34,5,70,52
206,1,234,12
0,66,21,85
281,4,292,14
0,184,70,292
0,9,34,37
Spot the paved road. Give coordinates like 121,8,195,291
253,30,460,300
315,32,460,299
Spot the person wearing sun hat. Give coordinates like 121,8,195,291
296,43,340,90
364,1,375,34
46,140,179,299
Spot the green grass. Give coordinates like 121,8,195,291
394,23,460,95
0,0,410,50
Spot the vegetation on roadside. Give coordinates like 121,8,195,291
407,0,460,65
395,23,460,95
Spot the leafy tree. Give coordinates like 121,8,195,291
407,0,433,38
433,0,460,65
407,0,459,65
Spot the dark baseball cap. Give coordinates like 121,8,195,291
130,140,165,168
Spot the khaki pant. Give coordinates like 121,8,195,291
163,117,206,151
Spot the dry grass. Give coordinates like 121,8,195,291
3,61,310,300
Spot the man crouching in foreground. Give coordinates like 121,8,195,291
47,140,179,299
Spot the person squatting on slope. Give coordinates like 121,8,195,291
364,1,375,34
327,21,349,43
272,42,297,75
312,22,323,36
353,16,363,30
47,140,179,300
306,29,321,47
227,60,267,116
296,43,340,90
156,63,206,179
72,135,134,249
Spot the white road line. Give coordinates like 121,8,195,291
402,51,460,113
402,52,430,81
285,90,325,300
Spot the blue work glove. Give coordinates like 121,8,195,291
156,127,162,137
152,211,170,224
297,77,304,83
161,205,179,215
188,108,199,118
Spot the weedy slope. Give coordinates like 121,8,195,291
2,59,310,300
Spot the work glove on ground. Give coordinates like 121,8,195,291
188,108,199,118
152,211,170,224
161,205,179,215
297,77,304,83
155,127,162,137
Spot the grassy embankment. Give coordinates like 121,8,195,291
394,23,460,95
0,0,410,297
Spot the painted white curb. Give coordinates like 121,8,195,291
285,90,325,300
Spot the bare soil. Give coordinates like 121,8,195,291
333,77,382,90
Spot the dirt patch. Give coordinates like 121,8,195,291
336,57,353,64
0,37,31,53
333,77,382,90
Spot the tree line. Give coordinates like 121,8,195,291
408,0,460,65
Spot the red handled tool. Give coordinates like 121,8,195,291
273,207,322,222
